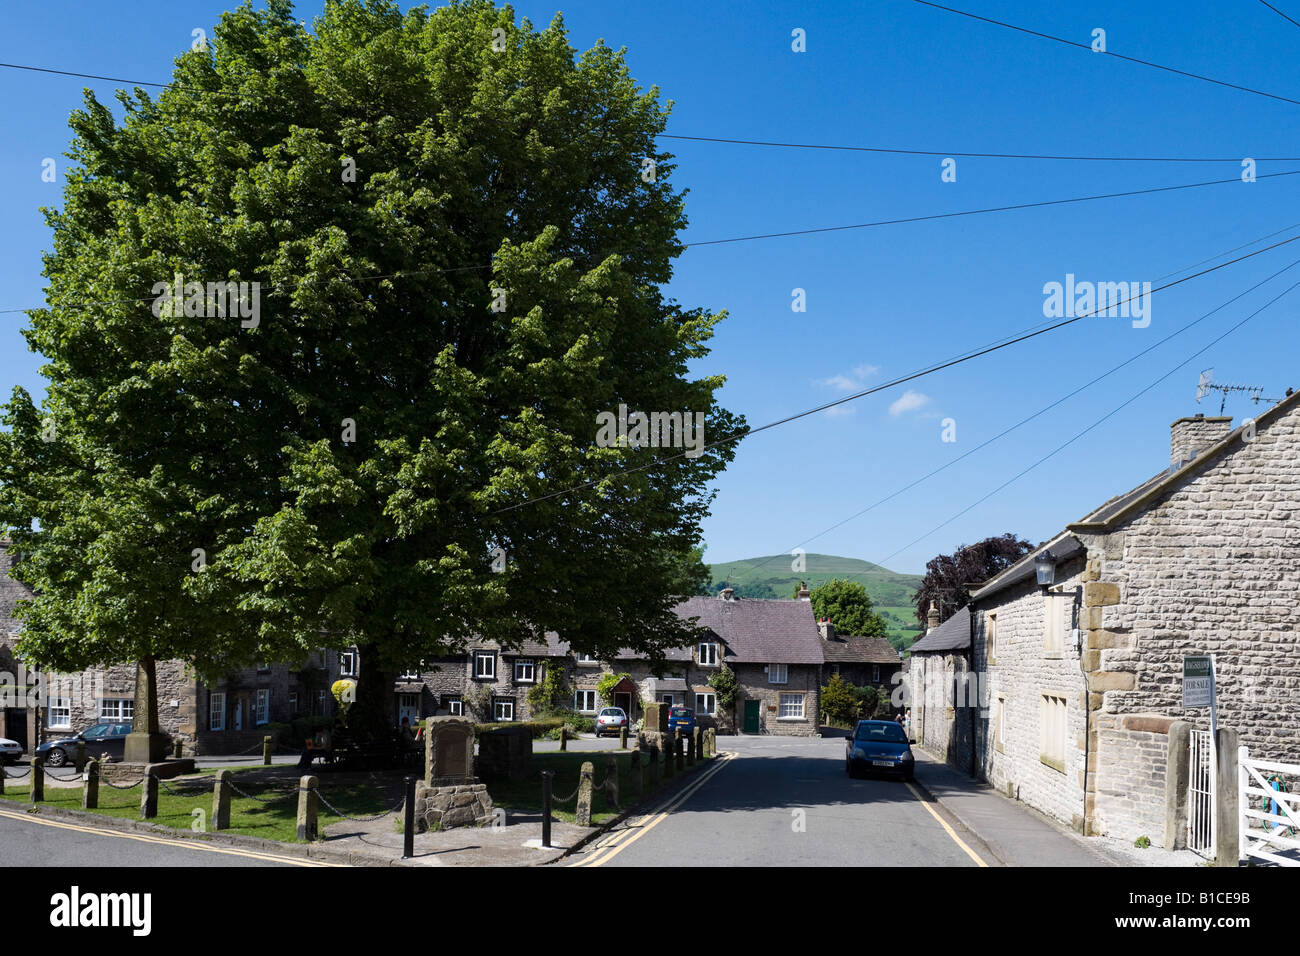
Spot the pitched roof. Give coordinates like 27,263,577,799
907,605,970,653
658,596,825,665
822,634,900,665
967,532,1085,602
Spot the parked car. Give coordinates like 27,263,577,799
37,722,133,767
0,736,22,764
845,719,915,781
594,707,628,738
667,706,696,736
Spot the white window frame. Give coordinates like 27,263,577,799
446,696,464,716
209,692,226,732
986,612,998,665
769,663,788,685
872,664,881,683
254,688,270,726
99,698,135,721
474,651,496,680
399,668,421,680
660,693,674,706
1040,694,1067,770
576,652,599,666
695,693,716,715
48,696,71,730
995,694,1007,753
698,642,719,666
340,650,358,677
575,690,597,713
514,659,536,683
494,698,515,722
778,692,805,720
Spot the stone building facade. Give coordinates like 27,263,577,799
964,398,1300,846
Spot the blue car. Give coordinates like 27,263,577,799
845,719,914,781
667,706,696,736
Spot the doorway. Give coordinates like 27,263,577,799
3,709,28,753
743,699,760,734
613,692,632,719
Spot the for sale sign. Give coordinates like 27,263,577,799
1182,655,1214,709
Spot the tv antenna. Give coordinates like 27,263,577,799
1195,369,1282,415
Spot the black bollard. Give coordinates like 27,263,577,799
541,769,554,848
402,775,416,859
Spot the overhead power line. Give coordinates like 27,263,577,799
488,233,1300,516
6,168,1295,317
1259,1,1300,31
660,134,1300,164
908,0,1300,108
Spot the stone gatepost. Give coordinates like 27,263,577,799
649,744,661,786
263,735,272,766
212,769,232,831
82,759,99,810
1164,721,1191,850
173,738,183,759
31,754,44,803
662,738,675,779
604,755,619,808
575,761,594,826
1214,728,1241,867
560,726,568,751
693,727,702,760
630,749,643,799
675,733,685,771
619,726,628,750
686,732,696,766
141,768,159,820
297,775,319,841
74,740,86,773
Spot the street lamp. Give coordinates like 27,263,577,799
1034,552,1056,590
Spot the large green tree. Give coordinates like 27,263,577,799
801,578,886,638
0,0,740,741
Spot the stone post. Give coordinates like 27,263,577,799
619,725,628,749
263,735,272,766
663,737,675,779
297,775,319,842
560,726,568,751
649,744,661,787
30,754,44,803
0,759,5,794
1164,720,1191,850
604,755,619,809
74,740,87,773
172,738,183,759
686,731,696,766
575,761,594,826
82,758,99,810
630,748,643,799
212,769,232,831
1214,728,1240,867
708,728,716,757
141,768,159,820
675,732,685,771
693,727,702,761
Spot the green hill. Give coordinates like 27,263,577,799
707,553,924,648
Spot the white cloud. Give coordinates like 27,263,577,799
816,363,880,394
889,390,931,416
823,404,856,418
818,374,858,392
853,363,880,380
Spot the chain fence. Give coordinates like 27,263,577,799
3,766,32,779
224,777,296,805
310,786,406,823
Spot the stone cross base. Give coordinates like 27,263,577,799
414,780,494,831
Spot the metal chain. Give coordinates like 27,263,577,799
310,786,400,823
3,766,32,779
552,784,581,804
224,777,295,804
99,775,145,790
43,767,82,781
149,774,195,797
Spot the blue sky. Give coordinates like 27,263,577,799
2,0,1298,576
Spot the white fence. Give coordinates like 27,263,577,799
1238,747,1300,867
1187,729,1215,858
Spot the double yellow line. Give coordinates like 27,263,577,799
0,805,340,866
569,751,736,867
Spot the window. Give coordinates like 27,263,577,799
340,650,358,677
576,652,598,665
1040,694,1068,771
872,664,881,683
474,652,496,680
698,642,719,666
494,698,515,722
209,692,226,731
769,663,788,685
987,613,998,665
995,695,1007,753
316,689,328,716
444,696,463,716
778,692,805,719
575,690,597,713
254,689,270,726
399,668,421,680
1045,600,1065,653
695,693,716,715
514,659,536,683
99,698,134,721
288,691,298,716
48,697,71,729
660,693,674,706
831,663,841,676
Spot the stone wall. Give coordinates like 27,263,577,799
730,663,821,736
1090,714,1171,844
909,649,975,770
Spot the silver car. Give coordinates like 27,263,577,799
594,707,628,738
0,737,22,764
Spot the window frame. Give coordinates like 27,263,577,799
48,696,72,730
340,650,358,677
254,688,270,726
473,651,497,680
514,659,536,684
493,698,515,722
574,689,597,714
994,694,1007,754
209,692,226,732
778,692,805,720
1044,599,1065,655
695,692,716,715
768,663,788,685
445,696,464,717
99,698,135,722
1040,693,1068,771
986,612,998,665
698,642,719,666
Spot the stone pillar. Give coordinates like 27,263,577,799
141,768,159,820
82,758,99,810
560,726,568,751
675,732,685,771
575,761,594,826
604,755,619,808
693,727,702,761
297,775,319,842
212,769,232,831
686,731,696,766
663,738,675,779
74,740,86,773
1214,728,1240,867
649,744,661,786
30,754,43,803
619,726,628,750
124,657,167,764
172,738,183,759
709,728,717,756
263,735,272,766
1164,720,1191,850
630,749,643,798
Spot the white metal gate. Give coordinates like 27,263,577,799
1239,747,1300,866
1188,729,1216,858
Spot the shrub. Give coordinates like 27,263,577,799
820,675,858,726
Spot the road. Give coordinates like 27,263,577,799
0,805,328,867
563,735,993,867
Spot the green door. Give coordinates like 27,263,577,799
743,699,760,734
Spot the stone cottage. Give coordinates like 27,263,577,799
905,605,974,768
965,397,1300,845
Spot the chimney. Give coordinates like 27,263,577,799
796,582,810,602
817,618,836,641
926,606,940,632
1170,413,1232,467
720,586,735,602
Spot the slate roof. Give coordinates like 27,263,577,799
907,605,971,653
822,634,900,665
620,596,826,665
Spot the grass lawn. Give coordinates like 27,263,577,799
486,748,714,825
0,770,391,843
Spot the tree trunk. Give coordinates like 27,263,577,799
349,642,396,747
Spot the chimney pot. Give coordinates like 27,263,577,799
926,606,940,630
1170,414,1231,467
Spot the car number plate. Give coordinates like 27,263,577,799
871,760,893,767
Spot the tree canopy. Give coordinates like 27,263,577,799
912,533,1035,625
802,577,885,638
0,0,740,734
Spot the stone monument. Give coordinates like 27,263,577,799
419,716,494,830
